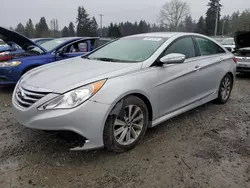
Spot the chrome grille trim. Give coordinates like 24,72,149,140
15,84,50,108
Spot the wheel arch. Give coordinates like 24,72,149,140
226,71,234,84
105,91,154,125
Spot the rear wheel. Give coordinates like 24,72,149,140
103,96,148,153
215,74,233,104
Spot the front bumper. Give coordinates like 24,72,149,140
12,90,111,151
0,67,19,85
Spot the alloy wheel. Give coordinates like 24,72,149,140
221,77,231,100
113,105,144,146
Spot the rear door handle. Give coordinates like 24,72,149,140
194,65,201,71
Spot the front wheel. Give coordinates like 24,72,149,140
215,74,233,104
103,96,149,153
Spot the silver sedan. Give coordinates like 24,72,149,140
12,32,236,152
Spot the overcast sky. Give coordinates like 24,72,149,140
1,0,250,29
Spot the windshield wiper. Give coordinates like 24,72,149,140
89,57,125,62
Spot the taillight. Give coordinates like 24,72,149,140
0,54,12,61
233,57,238,63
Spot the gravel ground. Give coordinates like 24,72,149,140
0,75,249,188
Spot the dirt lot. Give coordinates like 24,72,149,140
0,75,250,188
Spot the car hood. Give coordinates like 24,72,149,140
234,31,250,49
0,26,46,52
21,57,142,93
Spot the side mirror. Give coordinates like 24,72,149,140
27,45,36,51
56,49,65,56
160,53,186,64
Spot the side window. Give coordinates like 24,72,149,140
164,37,196,59
195,37,225,56
61,41,88,53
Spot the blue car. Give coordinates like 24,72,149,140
0,27,109,85
32,38,54,45
0,39,23,53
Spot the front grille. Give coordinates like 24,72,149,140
15,85,50,108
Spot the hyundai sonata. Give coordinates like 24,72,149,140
12,32,236,152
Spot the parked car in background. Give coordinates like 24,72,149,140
0,26,110,85
210,36,227,43
12,32,236,152
221,38,235,52
0,39,23,53
32,38,54,45
234,31,250,73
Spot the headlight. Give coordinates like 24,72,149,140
0,61,22,67
38,79,106,110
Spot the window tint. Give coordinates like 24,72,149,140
195,37,225,56
164,37,196,59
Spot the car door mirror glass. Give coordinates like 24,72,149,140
56,48,65,56
160,53,186,64
27,45,36,51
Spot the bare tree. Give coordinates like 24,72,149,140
159,0,190,31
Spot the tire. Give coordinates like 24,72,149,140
103,96,149,153
215,74,233,104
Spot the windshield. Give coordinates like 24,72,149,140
40,38,69,51
222,38,235,45
87,36,167,62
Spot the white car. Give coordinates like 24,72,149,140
233,31,250,73
221,38,235,52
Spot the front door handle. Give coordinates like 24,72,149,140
194,65,201,71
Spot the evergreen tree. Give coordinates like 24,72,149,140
15,23,26,35
25,19,35,38
184,16,195,32
138,20,149,33
68,22,76,37
61,26,70,37
113,24,121,38
35,17,49,37
220,15,230,36
89,17,98,37
108,23,114,38
76,6,91,36
195,16,206,34
205,0,222,35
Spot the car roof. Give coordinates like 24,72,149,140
125,32,207,39
32,38,54,41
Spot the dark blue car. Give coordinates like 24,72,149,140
0,39,23,53
0,27,110,85
32,38,54,45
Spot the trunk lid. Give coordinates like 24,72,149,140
234,31,250,50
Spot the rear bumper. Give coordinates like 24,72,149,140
236,61,250,72
236,67,250,73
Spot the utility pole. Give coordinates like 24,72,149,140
214,0,219,36
221,20,225,36
99,14,104,37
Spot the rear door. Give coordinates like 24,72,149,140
156,36,206,117
193,36,229,96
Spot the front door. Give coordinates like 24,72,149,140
156,37,204,117
55,40,90,61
